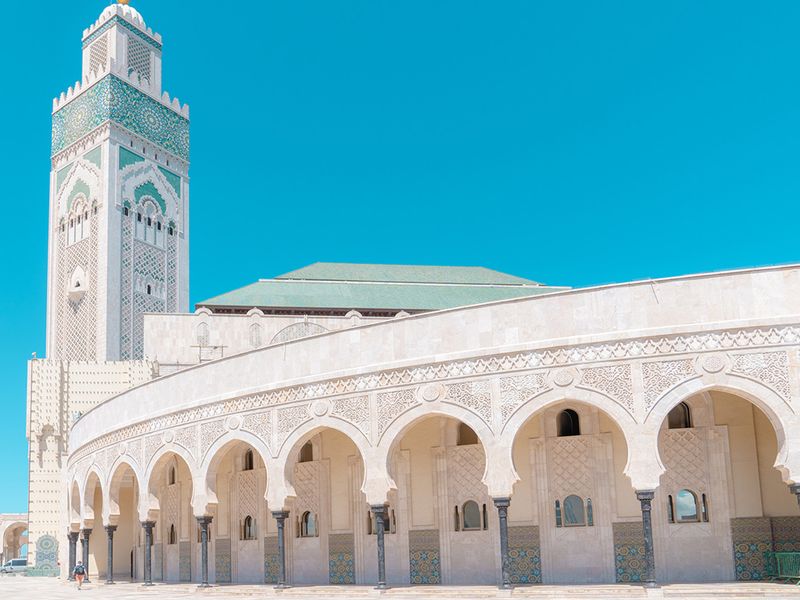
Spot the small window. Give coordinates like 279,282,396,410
299,441,313,463
147,217,152,226
557,409,580,436
668,402,692,429
243,450,254,471
667,495,675,523
563,495,586,526
587,498,594,526
157,221,162,231
168,466,176,485
146,284,152,295
701,493,709,522
300,511,317,537
462,500,482,531
241,516,255,540
674,489,700,523
457,423,479,446
555,499,562,527
123,207,129,216
168,226,174,236
168,524,177,545
137,212,142,222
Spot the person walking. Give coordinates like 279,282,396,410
73,561,86,589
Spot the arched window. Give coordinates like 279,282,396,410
457,423,479,446
462,501,482,530
196,323,209,347
557,409,580,436
668,402,692,429
243,450,254,471
300,511,317,537
249,323,262,348
241,516,255,540
563,495,586,526
299,441,314,463
168,466,176,486
674,489,700,523
168,524,177,545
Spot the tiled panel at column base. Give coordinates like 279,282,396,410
612,521,646,583
215,538,232,583
408,529,441,585
264,535,280,584
771,516,800,552
508,525,541,583
328,533,355,584
731,517,772,580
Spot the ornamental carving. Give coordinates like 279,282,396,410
275,405,311,450
173,425,197,459
641,359,696,409
443,381,492,427
377,389,418,437
144,435,161,469
731,351,791,400
330,395,371,438
200,420,226,460
241,412,272,454
499,373,549,423
579,364,634,411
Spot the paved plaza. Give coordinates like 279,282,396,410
3,577,800,600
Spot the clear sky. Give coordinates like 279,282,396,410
0,0,798,512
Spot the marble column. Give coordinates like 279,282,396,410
141,521,155,586
81,528,92,583
271,511,290,589
196,516,212,588
67,531,79,581
636,490,657,587
493,497,512,589
105,525,117,584
370,504,388,589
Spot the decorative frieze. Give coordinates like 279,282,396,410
499,373,549,424
330,395,370,438
443,381,492,428
377,389,418,437
731,351,791,400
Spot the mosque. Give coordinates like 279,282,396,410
20,0,800,589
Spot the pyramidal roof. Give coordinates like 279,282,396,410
197,262,565,316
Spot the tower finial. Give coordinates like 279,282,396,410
117,0,131,5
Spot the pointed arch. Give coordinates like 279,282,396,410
106,458,142,524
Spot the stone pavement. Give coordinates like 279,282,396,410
3,577,800,600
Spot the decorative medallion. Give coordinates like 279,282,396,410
420,383,444,402
701,354,727,374
162,431,174,444
225,415,241,431
553,368,575,387
311,400,330,417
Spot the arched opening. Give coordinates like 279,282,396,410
284,427,366,585
655,390,798,583
146,452,193,584
510,400,631,584
557,409,580,436
203,440,266,584
107,462,139,583
298,441,314,463
667,402,692,429
83,472,106,580
457,423,479,446
387,414,491,585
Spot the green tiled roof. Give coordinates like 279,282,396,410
276,262,540,285
197,263,565,313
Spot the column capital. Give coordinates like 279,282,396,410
636,490,655,501
369,504,388,514
68,531,80,541
195,515,213,526
271,510,290,520
492,497,511,509
104,525,117,533
81,527,93,536
141,520,156,530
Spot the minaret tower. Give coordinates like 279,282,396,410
47,1,190,360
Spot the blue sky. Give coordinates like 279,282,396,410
0,0,799,511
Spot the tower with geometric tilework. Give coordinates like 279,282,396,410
47,1,189,361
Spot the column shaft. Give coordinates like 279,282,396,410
272,511,290,589
81,528,92,583
371,504,388,589
142,521,155,586
197,516,212,588
637,490,657,587
493,498,512,589
67,532,79,581
105,526,117,584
